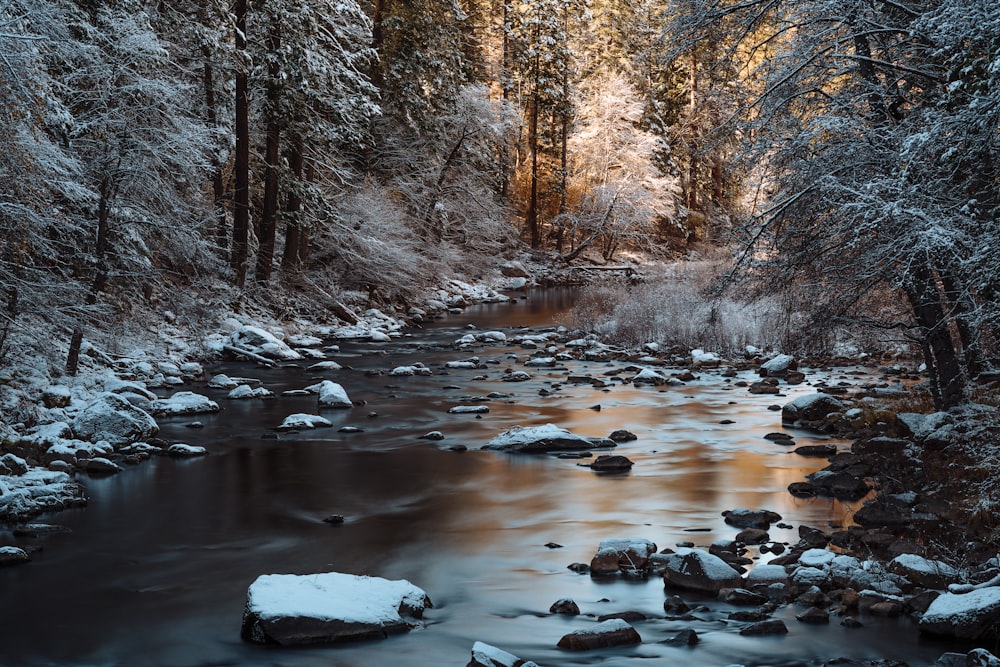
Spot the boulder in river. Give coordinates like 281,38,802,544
231,326,302,361
150,392,220,416
483,424,614,453
556,618,641,651
782,393,846,427
240,572,431,646
72,392,158,445
468,641,539,667
662,549,744,592
919,588,1000,640
759,354,797,377
307,380,352,408
722,508,782,529
590,538,658,577
588,455,633,472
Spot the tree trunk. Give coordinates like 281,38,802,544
67,178,113,376
904,262,965,410
526,95,540,248
280,133,305,279
255,26,281,284
201,44,228,255
232,0,250,288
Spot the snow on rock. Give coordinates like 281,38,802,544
455,331,508,347
150,392,220,416
556,618,642,651
46,439,114,465
0,546,30,566
277,414,333,430
920,588,1000,639
370,331,392,342
240,572,432,646
0,468,86,520
524,357,556,367
445,359,479,369
590,538,658,576
662,548,744,592
231,326,302,361
227,385,274,400
0,454,28,476
208,374,240,389
307,361,343,372
167,444,208,457
631,368,669,386
41,385,72,408
799,548,837,568
482,424,615,453
306,381,352,408
690,349,722,367
782,393,846,425
72,393,158,445
448,405,490,414
746,564,790,586
287,334,323,348
759,354,797,377
889,554,959,589
469,641,539,667
390,364,433,377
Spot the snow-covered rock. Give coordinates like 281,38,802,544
524,357,556,367
0,468,86,520
0,546,30,566
632,368,669,386
72,393,158,445
208,374,240,389
782,393,846,425
277,414,333,430
661,548,744,592
691,349,721,367
746,564,790,586
469,641,539,667
448,405,490,414
287,334,323,348
231,326,302,361
556,618,642,651
759,354,797,377
889,554,959,590
390,364,433,377
46,439,114,464
482,424,614,453
41,385,72,408
167,443,208,457
799,548,836,568
227,385,274,400
307,361,343,371
240,572,432,646
306,380,352,408
590,538,658,576
920,588,1000,639
150,392,220,416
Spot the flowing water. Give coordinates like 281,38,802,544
0,290,962,666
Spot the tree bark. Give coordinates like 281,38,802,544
526,94,541,248
232,0,250,288
255,26,281,284
201,42,227,255
904,261,965,410
280,133,305,279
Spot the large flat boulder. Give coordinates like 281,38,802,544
72,393,158,445
556,619,641,651
920,588,1000,640
782,393,845,425
590,538,658,577
150,392,220,416
241,572,432,646
306,380,352,409
483,424,614,453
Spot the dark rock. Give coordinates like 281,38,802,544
788,482,818,497
550,598,580,615
782,393,846,425
968,648,1000,667
590,538,657,577
588,455,634,472
545,542,563,549
0,546,30,566
764,432,795,444
841,617,863,628
729,610,771,622
749,382,781,395
556,619,641,651
85,457,122,474
794,443,838,457
796,607,830,624
662,550,743,592
322,514,345,524
736,528,769,545
567,563,590,574
467,641,539,667
799,526,830,548
796,589,831,607
663,628,699,646
663,595,691,615
739,619,788,636
597,611,646,623
720,588,768,605
806,471,871,500
608,429,637,442
723,508,782,529
869,601,904,617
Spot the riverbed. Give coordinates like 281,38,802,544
0,290,960,666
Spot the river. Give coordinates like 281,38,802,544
0,289,962,666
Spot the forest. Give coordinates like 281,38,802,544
1,0,998,410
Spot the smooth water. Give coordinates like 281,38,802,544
0,290,961,667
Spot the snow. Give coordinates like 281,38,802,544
595,537,657,559
167,443,207,457
448,405,490,414
799,548,836,567
747,564,789,585
470,641,538,667
573,618,632,635
922,588,1000,627
307,380,352,408
390,364,433,376
486,424,586,448
245,572,429,625
0,468,83,519
524,357,556,367
207,374,239,389
227,385,273,399
691,349,721,364
669,548,745,581
632,367,668,385
891,553,958,579
307,361,343,371
278,414,333,430
760,354,795,373
150,392,220,416
231,326,302,361
446,360,478,369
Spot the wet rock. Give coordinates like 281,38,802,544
468,641,539,667
720,588,768,606
240,572,431,646
794,443,838,457
662,549,744,593
588,455,633,472
841,617,863,628
748,381,781,395
663,595,691,615
590,538,657,577
729,610,772,622
84,457,121,474
568,563,590,574
796,607,830,624
608,429,637,442
764,432,795,444
920,589,1000,639
869,601,904,616
805,470,871,500
736,528,769,545
723,508,782,529
968,648,1000,667
799,525,830,548
556,619,641,651
550,598,580,615
322,515,345,524
796,588,831,608
0,546,30,566
597,611,646,623
167,443,208,457
663,628,699,646
739,619,788,636
788,482,818,497
502,371,532,382
484,424,615,453
419,431,445,441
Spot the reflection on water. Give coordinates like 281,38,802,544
0,289,959,666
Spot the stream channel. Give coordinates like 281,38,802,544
0,289,962,666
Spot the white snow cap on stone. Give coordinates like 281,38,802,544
278,414,333,430
151,391,220,416
306,380,352,408
470,642,539,667
691,349,721,364
245,572,428,625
